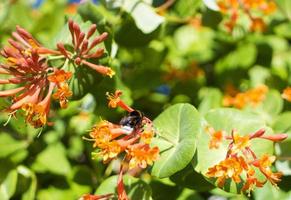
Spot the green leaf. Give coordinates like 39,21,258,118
177,189,204,200
275,22,291,39
149,179,182,200
95,175,152,200
195,108,274,193
273,112,291,175
122,0,164,33
276,0,291,21
151,103,202,178
172,0,202,17
254,182,290,200
68,62,104,100
198,88,223,115
0,133,28,158
114,13,160,47
245,90,283,124
215,43,257,74
17,166,37,200
170,163,214,192
174,25,215,62
0,170,18,200
32,143,71,175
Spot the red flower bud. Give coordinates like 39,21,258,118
260,134,288,142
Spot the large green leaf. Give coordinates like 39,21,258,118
151,103,202,178
195,108,274,194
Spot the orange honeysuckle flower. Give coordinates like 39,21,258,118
106,90,134,112
231,133,250,154
56,19,115,78
217,0,239,13
209,130,224,149
242,168,265,196
126,144,159,169
47,69,72,83
22,103,48,128
0,26,64,128
80,193,113,200
89,120,126,148
216,0,276,32
250,18,266,32
96,141,123,163
52,84,72,109
207,128,286,192
205,126,225,149
163,63,205,82
223,85,268,109
254,155,283,186
48,69,73,108
206,156,248,187
140,130,154,144
117,168,129,200
282,87,291,102
21,82,55,128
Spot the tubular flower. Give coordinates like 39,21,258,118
96,141,123,163
126,144,159,169
231,133,250,154
205,126,225,149
163,62,205,82
223,85,268,109
282,87,291,102
48,69,73,108
242,168,265,196
106,90,134,112
79,193,113,200
57,19,115,78
206,156,248,187
0,26,60,128
216,0,276,32
206,128,287,194
84,90,159,199
253,155,283,186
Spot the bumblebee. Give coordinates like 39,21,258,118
119,110,144,133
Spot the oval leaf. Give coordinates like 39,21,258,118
151,103,202,178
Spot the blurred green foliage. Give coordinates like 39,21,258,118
0,0,291,199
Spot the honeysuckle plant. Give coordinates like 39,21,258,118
0,1,291,200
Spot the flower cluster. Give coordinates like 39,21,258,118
282,87,291,102
223,85,268,109
163,62,205,82
206,128,287,195
57,19,115,77
82,90,159,199
217,0,277,32
0,20,113,128
89,90,159,169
